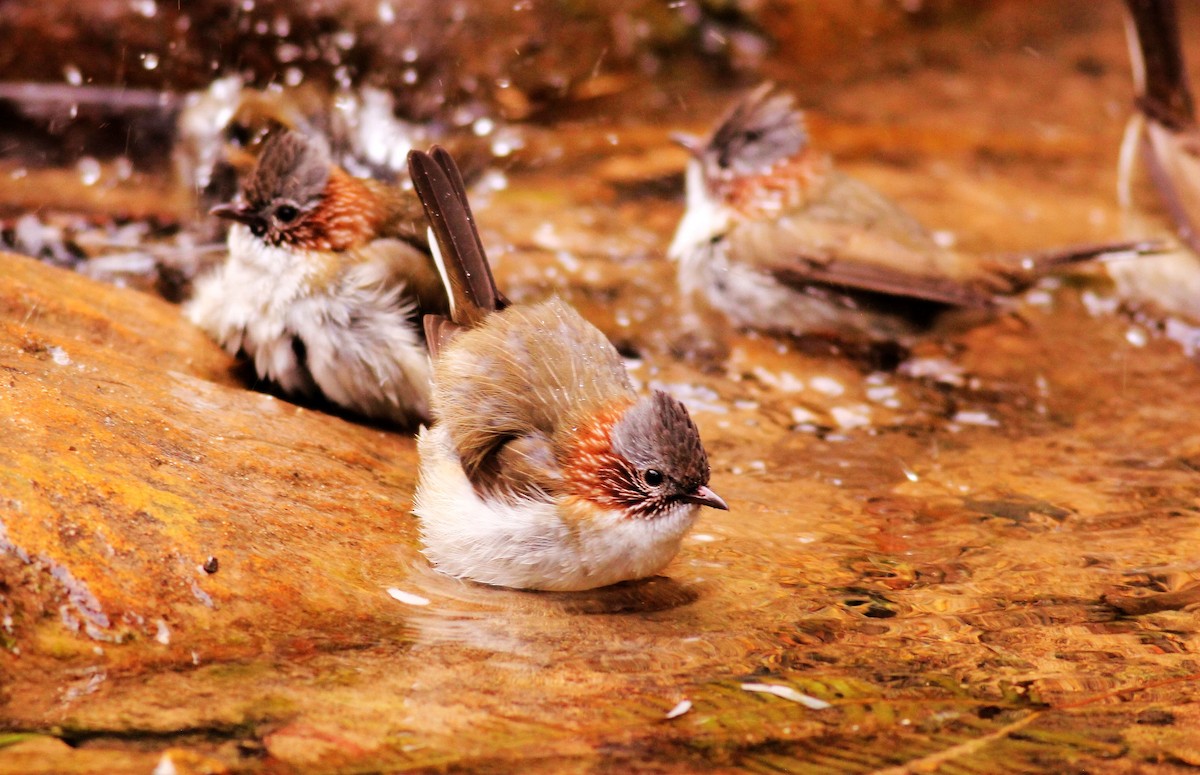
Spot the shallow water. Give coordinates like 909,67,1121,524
0,1,1199,773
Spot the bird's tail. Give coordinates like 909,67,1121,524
407,146,507,355
1125,0,1194,130
990,239,1165,291
1122,0,1200,254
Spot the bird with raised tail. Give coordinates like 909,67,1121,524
186,130,447,426
669,83,1161,341
407,145,727,592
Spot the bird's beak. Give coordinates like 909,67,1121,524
209,203,258,227
670,132,704,157
682,485,728,511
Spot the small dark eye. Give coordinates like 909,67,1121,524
274,204,300,223
643,469,664,487
226,122,252,148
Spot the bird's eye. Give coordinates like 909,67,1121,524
642,469,664,487
274,204,300,224
226,122,252,148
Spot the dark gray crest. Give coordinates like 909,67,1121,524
211,130,333,242
244,129,332,209
611,390,710,496
703,83,807,179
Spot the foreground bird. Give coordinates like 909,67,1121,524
408,146,727,592
669,83,1157,341
186,130,446,425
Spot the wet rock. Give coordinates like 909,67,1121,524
0,250,419,733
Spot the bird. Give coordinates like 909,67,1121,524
669,83,1159,342
185,129,447,426
1120,0,1200,252
407,145,728,592
1108,0,1200,320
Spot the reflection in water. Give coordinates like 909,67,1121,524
390,556,706,670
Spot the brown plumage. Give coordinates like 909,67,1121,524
671,83,1161,340
407,146,726,591
186,130,446,426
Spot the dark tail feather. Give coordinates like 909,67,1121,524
1124,0,1200,254
1018,239,1165,269
1125,0,1195,129
993,239,1165,290
407,146,506,329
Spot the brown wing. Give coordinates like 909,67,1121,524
471,431,564,503
727,173,999,308
433,299,632,489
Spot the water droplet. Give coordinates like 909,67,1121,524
378,1,395,23
950,410,1000,427
333,30,356,50
272,14,290,36
866,384,897,402
472,116,495,136
130,0,157,18
141,52,159,70
1125,327,1148,347
402,45,419,63
665,699,692,719
490,129,523,157
932,229,956,248
829,405,871,429
810,376,845,396
276,42,302,63
740,682,831,710
402,67,418,85
387,588,430,606
63,65,83,86
77,157,102,186
284,67,304,87
253,19,269,35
